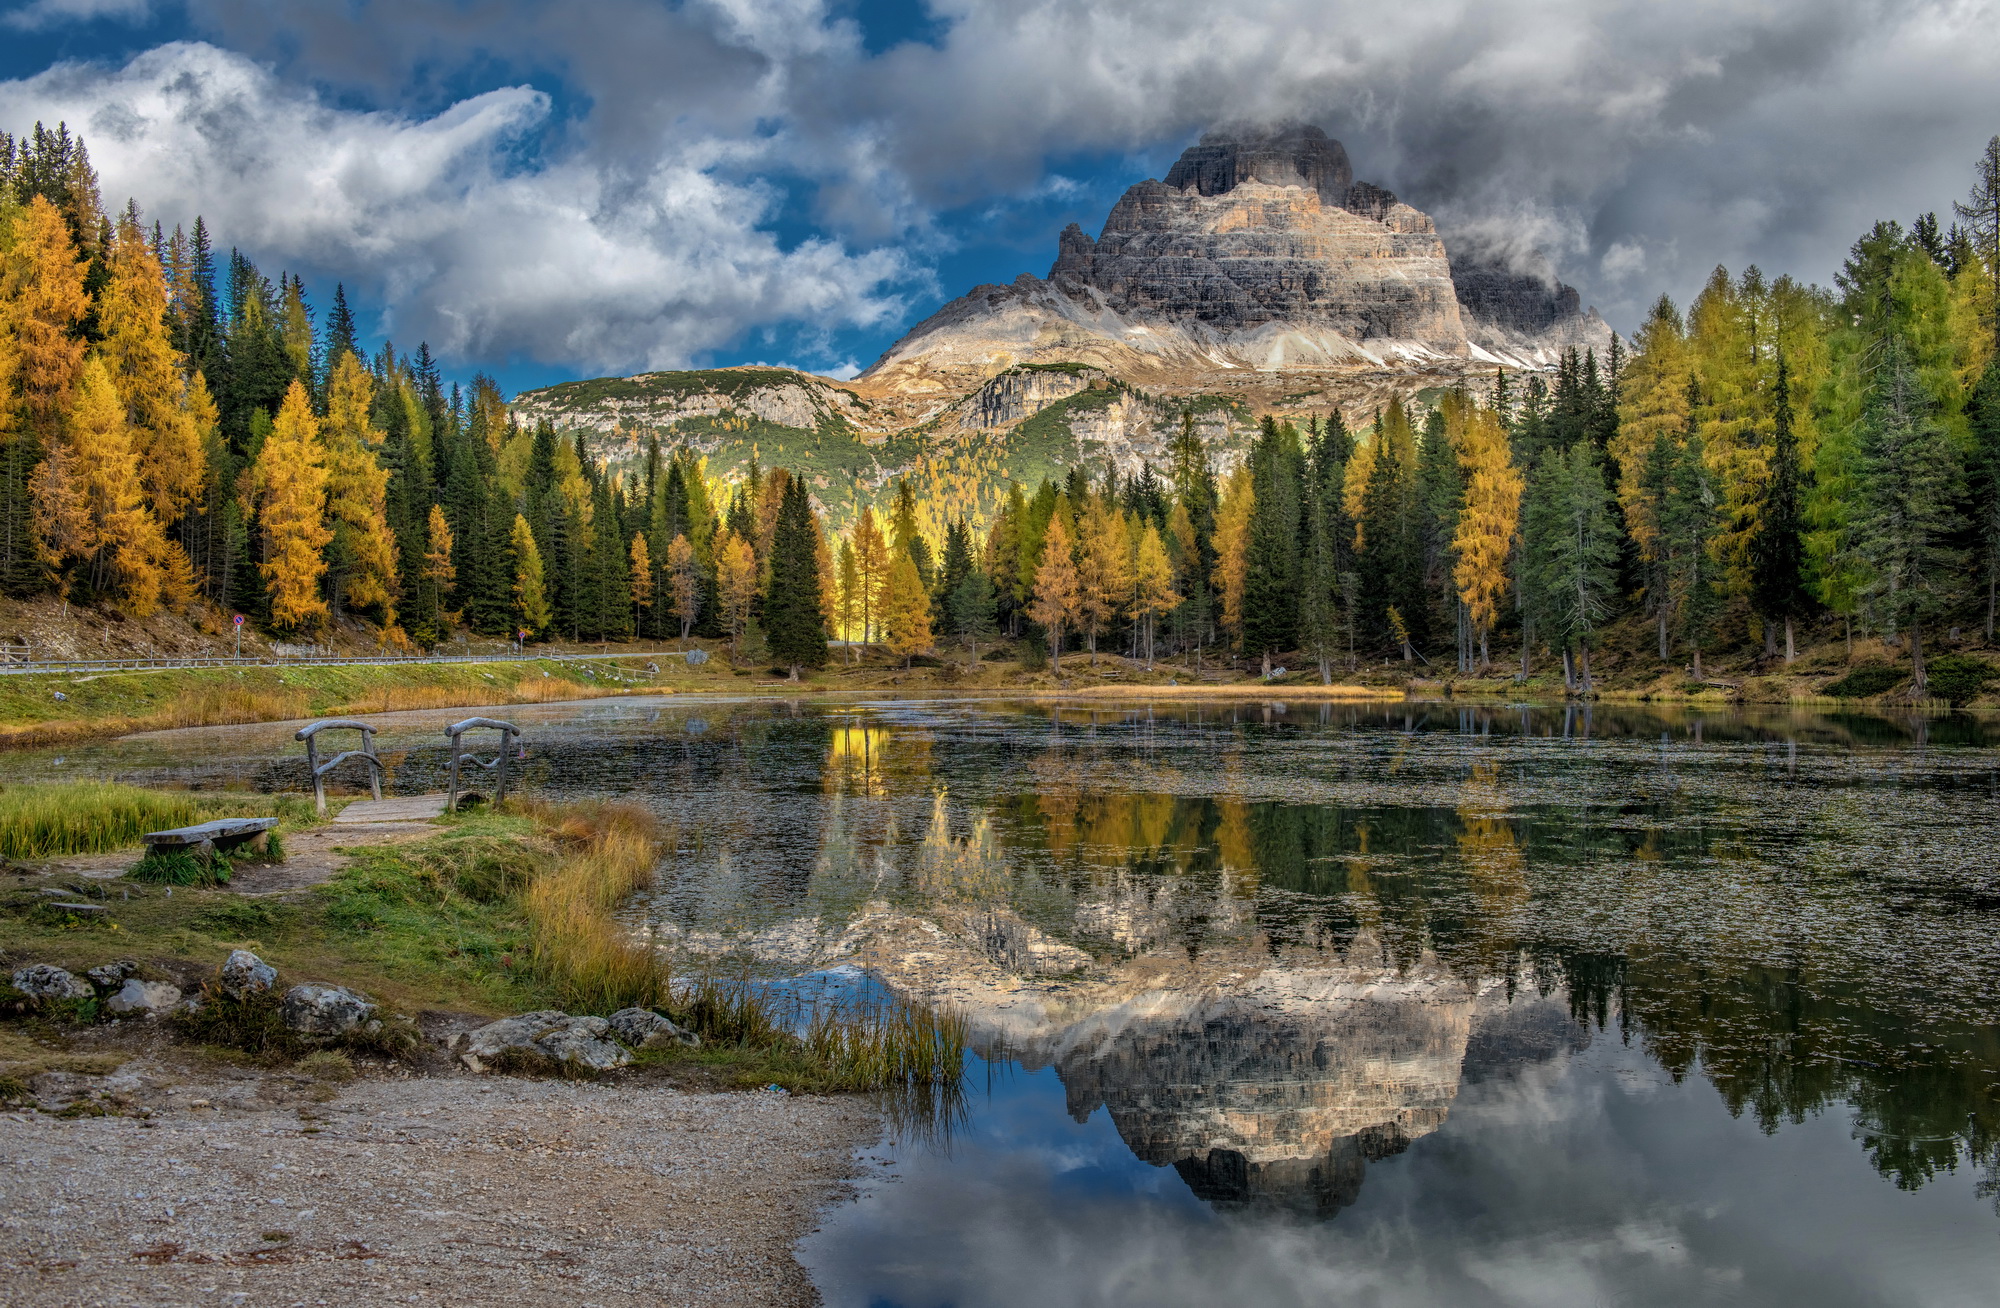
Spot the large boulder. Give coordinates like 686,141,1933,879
218,949,276,999
280,984,376,1037
607,1007,700,1049
106,979,183,1016
11,964,92,1002
456,1011,631,1073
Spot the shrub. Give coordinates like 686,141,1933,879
129,849,231,887
1822,663,1906,699
1925,655,1998,706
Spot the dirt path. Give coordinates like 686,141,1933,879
0,1058,878,1306
49,813,442,894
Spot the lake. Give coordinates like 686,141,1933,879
29,695,2000,1307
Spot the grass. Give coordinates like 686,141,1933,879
516,800,674,1013
0,781,320,861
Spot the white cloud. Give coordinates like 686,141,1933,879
3,0,152,31
0,41,911,373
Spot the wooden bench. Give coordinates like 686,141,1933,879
143,817,280,861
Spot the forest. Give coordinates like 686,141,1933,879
1,120,1997,698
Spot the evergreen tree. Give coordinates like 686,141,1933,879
1299,415,1350,682
889,478,934,588
947,568,998,664
324,283,359,369
1969,359,2000,639
1242,416,1303,668
765,475,828,677
1666,426,1722,679
1853,339,1966,697
1953,134,2000,350
1524,444,1620,692
1750,355,1812,659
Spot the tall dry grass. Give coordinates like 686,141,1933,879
0,781,202,858
516,800,673,1013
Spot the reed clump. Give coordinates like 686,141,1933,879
671,974,967,1095
0,782,200,859
517,799,672,1013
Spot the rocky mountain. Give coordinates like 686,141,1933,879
510,124,1609,527
863,124,1608,398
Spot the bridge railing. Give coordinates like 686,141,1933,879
295,719,385,814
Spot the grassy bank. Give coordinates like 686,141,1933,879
1,796,963,1095
0,781,322,860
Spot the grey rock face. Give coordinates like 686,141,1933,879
10,964,93,1002
280,984,377,1036
607,1007,701,1049
1163,123,1354,206
105,978,182,1016
219,949,277,999
86,960,138,992
960,367,1101,430
458,1011,632,1072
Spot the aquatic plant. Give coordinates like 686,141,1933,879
517,799,675,1013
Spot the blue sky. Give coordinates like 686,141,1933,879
4,1,1998,398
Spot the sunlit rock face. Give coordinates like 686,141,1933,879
1041,970,1474,1215
864,124,1608,393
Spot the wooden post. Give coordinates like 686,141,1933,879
447,727,463,814
305,733,324,814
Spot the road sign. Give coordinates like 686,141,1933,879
233,614,245,626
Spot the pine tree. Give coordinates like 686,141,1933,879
510,514,551,637
889,478,933,588
1357,419,1408,651
765,475,827,677
947,568,998,664
1525,444,1620,693
882,550,933,670
1242,416,1303,668
1212,465,1252,654
325,284,359,369
254,381,332,632
1299,417,1349,682
1028,512,1082,670
1666,427,1722,679
1853,339,1966,698
1970,359,2000,639
1750,355,1812,659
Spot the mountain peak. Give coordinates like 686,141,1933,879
1164,123,1355,207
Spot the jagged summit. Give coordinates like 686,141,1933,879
862,123,1609,396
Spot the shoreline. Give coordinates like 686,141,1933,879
0,1050,877,1306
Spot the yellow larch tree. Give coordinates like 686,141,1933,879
667,533,700,644
1075,496,1129,662
1211,464,1253,649
628,532,653,628
715,529,758,661
95,214,204,517
835,539,860,659
1028,511,1082,670
321,352,397,622
882,551,934,669
38,358,170,615
4,196,89,437
1130,521,1180,669
511,514,551,636
851,508,889,645
1451,403,1522,670
255,381,332,632
423,503,456,631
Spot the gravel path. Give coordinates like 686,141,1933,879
0,1064,878,1306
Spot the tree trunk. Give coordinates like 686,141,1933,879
1910,618,1928,699
1784,617,1795,663
1691,645,1703,681
1578,643,1592,695
1764,620,1777,658
1561,647,1573,693
1658,608,1669,660
1261,650,1271,679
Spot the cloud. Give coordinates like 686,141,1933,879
3,0,152,31
0,40,912,373
7,0,1998,370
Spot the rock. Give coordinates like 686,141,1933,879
10,964,93,1002
219,949,276,999
456,1010,631,1072
280,984,377,1037
86,960,138,991
607,1007,701,1049
105,978,182,1016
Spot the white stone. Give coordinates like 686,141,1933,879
105,979,182,1016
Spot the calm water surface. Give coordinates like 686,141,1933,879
25,696,2000,1306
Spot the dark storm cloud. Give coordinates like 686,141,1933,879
3,0,1995,370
